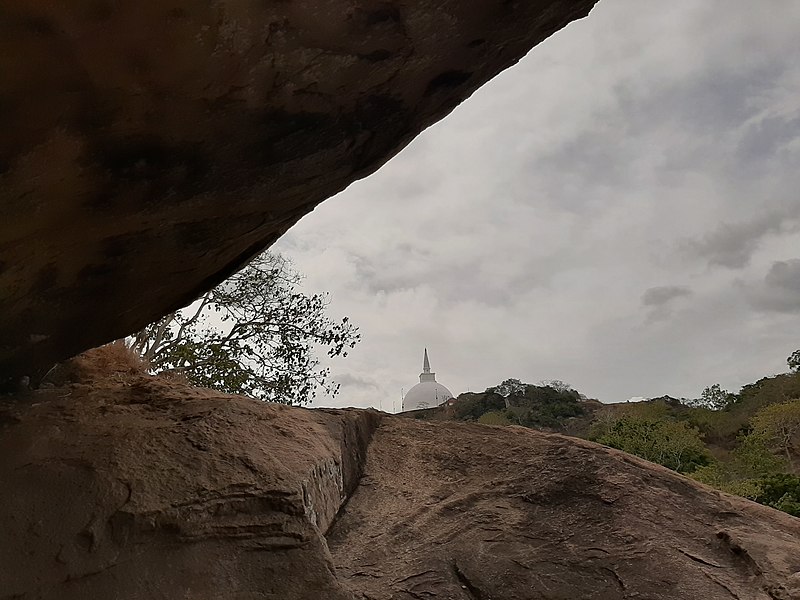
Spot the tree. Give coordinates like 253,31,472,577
486,378,527,398
453,392,507,421
688,384,734,411
690,426,788,504
593,416,710,473
788,349,800,373
538,379,573,393
129,252,360,404
755,474,800,517
517,385,585,429
750,399,800,468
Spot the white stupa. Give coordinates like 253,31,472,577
402,349,454,411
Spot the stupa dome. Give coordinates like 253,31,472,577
402,349,453,411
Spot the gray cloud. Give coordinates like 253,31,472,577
335,373,381,392
748,259,800,313
737,115,800,166
642,286,692,307
684,209,800,269
641,285,693,324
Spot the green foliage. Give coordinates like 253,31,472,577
589,400,673,440
755,474,800,517
723,478,766,501
682,406,723,433
688,462,727,489
593,416,710,473
486,378,527,397
461,380,587,429
515,391,585,428
733,432,787,477
689,411,793,513
513,383,585,428
681,374,800,445
690,465,765,500
477,411,512,426
486,382,586,429
690,431,786,498
453,392,507,421
537,379,574,393
520,383,581,404
693,470,800,516
620,400,672,420
749,399,800,466
735,373,800,412
686,384,734,411
130,252,360,404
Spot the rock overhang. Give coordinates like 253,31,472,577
0,0,598,384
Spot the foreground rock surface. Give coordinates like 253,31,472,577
0,0,596,384
0,363,380,599
1,369,799,599
330,419,800,599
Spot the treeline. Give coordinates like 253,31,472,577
416,370,800,517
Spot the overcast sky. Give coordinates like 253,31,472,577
274,0,800,411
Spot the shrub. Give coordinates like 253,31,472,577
478,411,512,426
594,417,710,473
755,473,800,516
453,393,506,421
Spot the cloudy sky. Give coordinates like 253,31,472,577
274,0,800,410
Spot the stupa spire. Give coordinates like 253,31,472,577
419,348,436,383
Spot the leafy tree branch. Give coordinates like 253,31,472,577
128,252,359,404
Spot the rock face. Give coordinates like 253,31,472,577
0,363,380,599
330,419,800,599
0,0,597,385
2,365,799,599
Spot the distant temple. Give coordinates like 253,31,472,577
402,349,454,412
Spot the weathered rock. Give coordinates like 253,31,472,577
0,0,597,384
331,418,800,599
0,363,381,599
1,366,799,599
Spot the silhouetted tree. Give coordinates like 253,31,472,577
788,349,800,373
129,252,359,404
